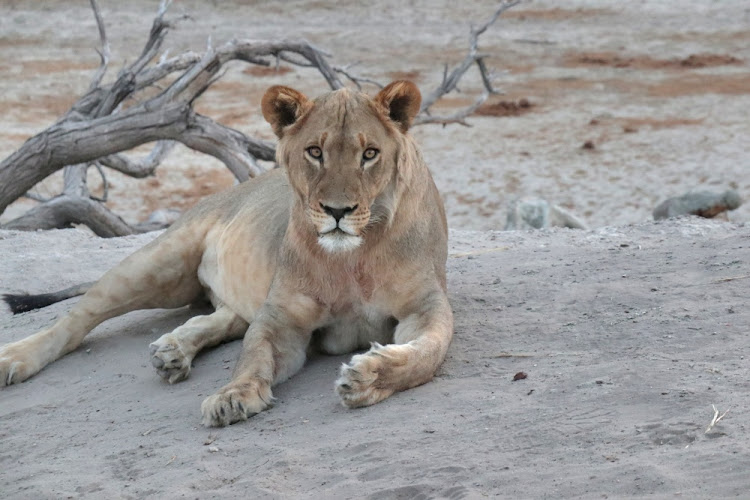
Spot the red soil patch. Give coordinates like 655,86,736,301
665,30,750,44
217,110,252,127
0,133,34,145
387,70,421,82
619,117,704,130
574,72,750,98
589,116,704,131
194,80,266,122
428,95,535,118
502,77,595,101
205,79,254,94
141,166,235,216
475,98,533,117
242,65,293,77
0,36,45,48
647,73,750,97
679,54,743,67
21,59,96,74
565,51,742,70
0,93,76,123
503,8,611,21
430,96,476,108
504,64,535,74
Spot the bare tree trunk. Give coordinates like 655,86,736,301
0,101,277,215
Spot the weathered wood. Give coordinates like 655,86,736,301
3,195,134,237
98,141,176,179
416,0,521,127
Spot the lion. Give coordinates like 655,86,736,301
0,80,454,427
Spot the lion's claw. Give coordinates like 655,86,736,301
0,342,39,387
149,334,192,384
335,345,398,408
201,379,273,427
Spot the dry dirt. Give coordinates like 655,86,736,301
1,0,750,498
1,220,749,498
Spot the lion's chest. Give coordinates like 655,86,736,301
314,302,395,355
311,268,395,355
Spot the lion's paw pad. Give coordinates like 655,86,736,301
0,343,38,386
149,335,192,384
335,347,395,408
0,358,31,386
201,381,272,427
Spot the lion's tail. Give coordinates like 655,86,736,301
3,282,93,314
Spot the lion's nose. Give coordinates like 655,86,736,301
321,203,358,223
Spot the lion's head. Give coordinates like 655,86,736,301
261,81,422,254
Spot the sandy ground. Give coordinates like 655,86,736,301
1,0,750,498
1,220,749,498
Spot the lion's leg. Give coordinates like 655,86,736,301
200,293,323,427
0,228,205,386
149,306,249,384
336,289,453,408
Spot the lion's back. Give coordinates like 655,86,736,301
170,168,291,238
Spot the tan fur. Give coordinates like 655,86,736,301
0,81,453,427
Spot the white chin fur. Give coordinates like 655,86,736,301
318,232,362,253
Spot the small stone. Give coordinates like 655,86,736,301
653,189,742,220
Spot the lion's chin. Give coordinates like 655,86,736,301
317,230,362,253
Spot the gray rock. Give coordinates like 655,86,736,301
653,189,742,220
505,198,588,230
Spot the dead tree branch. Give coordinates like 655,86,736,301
3,194,134,237
414,0,521,126
86,0,111,93
90,163,109,202
415,91,491,127
98,141,176,179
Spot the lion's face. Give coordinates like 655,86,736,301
262,81,421,253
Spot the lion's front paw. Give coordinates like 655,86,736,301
200,379,273,427
149,334,193,384
335,343,400,408
0,343,39,386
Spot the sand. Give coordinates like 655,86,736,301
1,0,750,498
2,220,749,498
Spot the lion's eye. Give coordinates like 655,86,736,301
363,148,379,161
306,146,322,160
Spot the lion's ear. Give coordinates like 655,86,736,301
374,80,422,133
261,86,311,138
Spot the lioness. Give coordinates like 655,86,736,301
0,81,454,427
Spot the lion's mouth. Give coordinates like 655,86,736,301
317,229,362,253
320,226,357,237
323,227,346,235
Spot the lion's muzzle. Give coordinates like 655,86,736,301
313,203,367,253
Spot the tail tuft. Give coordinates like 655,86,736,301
3,293,62,314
